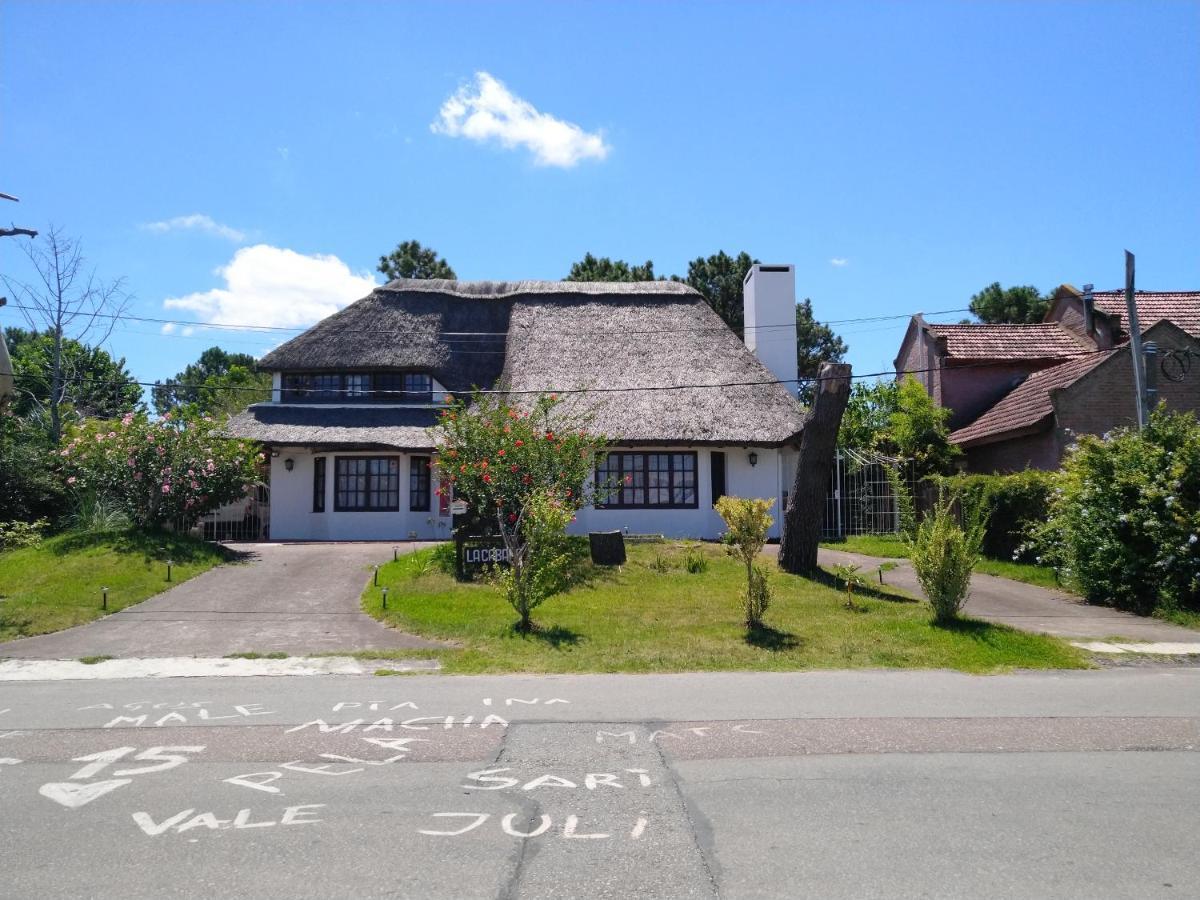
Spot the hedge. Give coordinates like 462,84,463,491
935,470,1056,562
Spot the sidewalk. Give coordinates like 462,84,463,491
814,546,1200,643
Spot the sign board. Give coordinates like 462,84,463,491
455,536,512,580
450,499,468,516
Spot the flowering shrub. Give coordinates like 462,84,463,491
434,392,606,631
1036,408,1200,616
59,411,263,529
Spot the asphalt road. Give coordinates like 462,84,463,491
1,669,1198,899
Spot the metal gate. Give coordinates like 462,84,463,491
194,483,271,542
821,448,915,540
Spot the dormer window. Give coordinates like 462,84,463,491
281,372,436,403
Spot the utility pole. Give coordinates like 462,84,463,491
1,191,36,408
1124,250,1148,429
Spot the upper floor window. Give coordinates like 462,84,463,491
281,372,436,404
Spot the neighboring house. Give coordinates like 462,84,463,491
895,287,1200,474
228,266,806,541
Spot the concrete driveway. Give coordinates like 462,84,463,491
817,546,1200,642
0,542,446,659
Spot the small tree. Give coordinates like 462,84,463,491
908,494,985,624
715,496,775,628
434,392,605,632
59,410,262,529
377,239,456,281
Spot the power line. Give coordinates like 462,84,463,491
8,346,1116,399
2,301,974,339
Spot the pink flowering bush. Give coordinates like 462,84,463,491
59,411,262,528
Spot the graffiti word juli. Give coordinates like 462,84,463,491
102,705,274,728
463,768,653,791
39,745,204,809
133,804,325,836
284,715,508,734
419,812,647,840
596,725,767,744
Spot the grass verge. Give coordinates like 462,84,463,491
363,542,1087,674
0,529,229,643
822,534,1065,591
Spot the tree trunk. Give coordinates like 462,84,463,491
779,362,852,574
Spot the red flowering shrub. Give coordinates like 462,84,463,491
59,411,263,529
434,392,606,631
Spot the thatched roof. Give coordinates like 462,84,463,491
226,405,438,450
240,279,806,448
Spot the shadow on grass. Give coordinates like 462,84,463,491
746,623,802,651
49,528,240,564
507,622,584,648
807,567,920,604
932,617,1014,647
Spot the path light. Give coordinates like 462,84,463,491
101,587,109,610
393,546,398,562
166,560,173,582
382,587,389,610
373,565,379,587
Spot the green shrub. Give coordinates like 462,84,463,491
683,542,708,574
649,553,673,573
937,469,1055,561
1036,408,1200,616
909,494,986,624
715,496,775,628
0,518,49,551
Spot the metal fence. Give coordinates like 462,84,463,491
821,448,917,540
186,484,271,542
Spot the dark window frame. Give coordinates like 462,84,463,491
313,456,326,513
333,455,401,512
595,451,699,509
410,456,431,512
281,372,436,404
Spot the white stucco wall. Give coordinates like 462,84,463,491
268,448,452,542
267,445,794,542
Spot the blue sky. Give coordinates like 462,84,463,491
2,0,1197,392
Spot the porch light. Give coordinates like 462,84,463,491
748,452,758,467
284,458,294,472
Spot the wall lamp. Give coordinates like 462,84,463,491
284,458,295,472
748,452,758,467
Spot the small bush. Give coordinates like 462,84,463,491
937,469,1054,561
909,494,985,624
715,496,775,628
745,564,771,626
649,553,673,573
0,518,49,551
683,542,708,574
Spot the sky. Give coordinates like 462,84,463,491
2,0,1197,395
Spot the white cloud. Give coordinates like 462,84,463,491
160,322,176,335
163,244,380,329
143,214,247,242
830,257,849,267
431,72,610,168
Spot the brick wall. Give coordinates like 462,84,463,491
942,361,1052,431
963,429,1059,474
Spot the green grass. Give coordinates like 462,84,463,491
78,654,115,665
821,534,1066,591
363,542,1087,675
223,651,289,660
0,529,229,643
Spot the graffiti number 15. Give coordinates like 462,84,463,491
70,746,204,780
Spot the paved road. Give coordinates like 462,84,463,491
1,669,1197,899
817,546,1200,642
0,543,445,659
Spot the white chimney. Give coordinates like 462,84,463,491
743,264,798,394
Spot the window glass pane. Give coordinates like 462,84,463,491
335,456,399,511
404,373,433,402
313,374,341,399
410,456,431,511
313,457,325,512
345,374,369,398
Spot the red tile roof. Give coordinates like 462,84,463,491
1091,291,1200,338
926,323,1088,360
949,350,1114,447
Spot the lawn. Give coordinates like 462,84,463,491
821,534,1065,591
364,541,1087,674
0,529,229,643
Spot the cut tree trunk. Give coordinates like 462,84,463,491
779,362,852,574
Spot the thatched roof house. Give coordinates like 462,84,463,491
231,269,807,541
